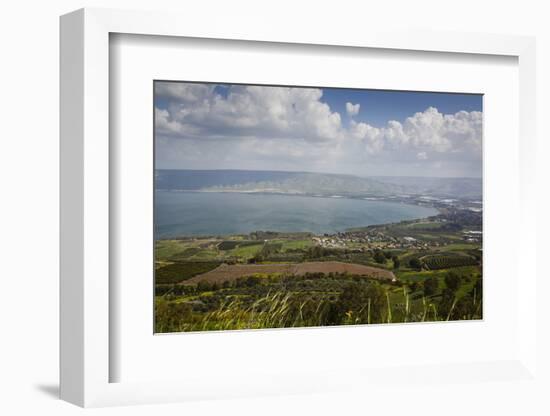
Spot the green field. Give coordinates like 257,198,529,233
405,221,445,230
155,240,193,259
154,211,483,333
281,239,315,251
441,243,480,251
228,244,265,258
156,261,220,284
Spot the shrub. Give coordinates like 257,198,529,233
423,277,439,297
392,256,400,269
373,251,386,264
155,299,194,332
409,258,422,270
334,281,386,324
444,271,462,292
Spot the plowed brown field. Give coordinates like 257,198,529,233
182,261,395,285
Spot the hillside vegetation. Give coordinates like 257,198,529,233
155,209,482,332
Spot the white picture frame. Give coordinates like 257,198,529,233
60,7,538,408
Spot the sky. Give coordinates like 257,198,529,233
154,81,483,178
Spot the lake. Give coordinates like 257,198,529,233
155,191,438,238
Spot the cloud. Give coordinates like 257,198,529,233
154,82,482,176
345,102,360,117
155,83,343,143
350,107,482,156
155,82,215,103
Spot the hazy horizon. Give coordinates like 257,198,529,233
155,167,482,180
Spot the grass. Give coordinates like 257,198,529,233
229,244,264,258
441,243,480,251
405,222,444,230
156,290,335,332
155,240,191,259
188,249,221,260
395,266,478,283
281,239,315,251
155,277,482,332
167,247,203,260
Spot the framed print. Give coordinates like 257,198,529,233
152,81,483,333
60,8,539,408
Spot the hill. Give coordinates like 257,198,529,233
156,169,482,199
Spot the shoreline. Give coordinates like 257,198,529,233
154,188,477,211
155,188,449,210
155,189,445,240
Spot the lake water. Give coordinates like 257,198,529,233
155,191,438,238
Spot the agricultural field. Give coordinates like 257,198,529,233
156,261,220,284
420,253,478,270
182,261,395,285
155,213,482,332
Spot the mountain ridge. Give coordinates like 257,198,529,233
155,169,482,199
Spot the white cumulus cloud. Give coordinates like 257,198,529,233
155,83,344,143
349,106,482,156
154,82,482,176
345,102,360,117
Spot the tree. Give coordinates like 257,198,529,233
444,271,461,292
374,251,386,264
307,246,331,259
335,282,387,324
423,277,439,297
244,275,262,287
392,255,400,269
197,281,213,292
248,255,259,264
409,258,422,270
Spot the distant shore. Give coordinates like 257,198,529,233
154,190,442,239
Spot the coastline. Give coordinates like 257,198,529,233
154,189,446,240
